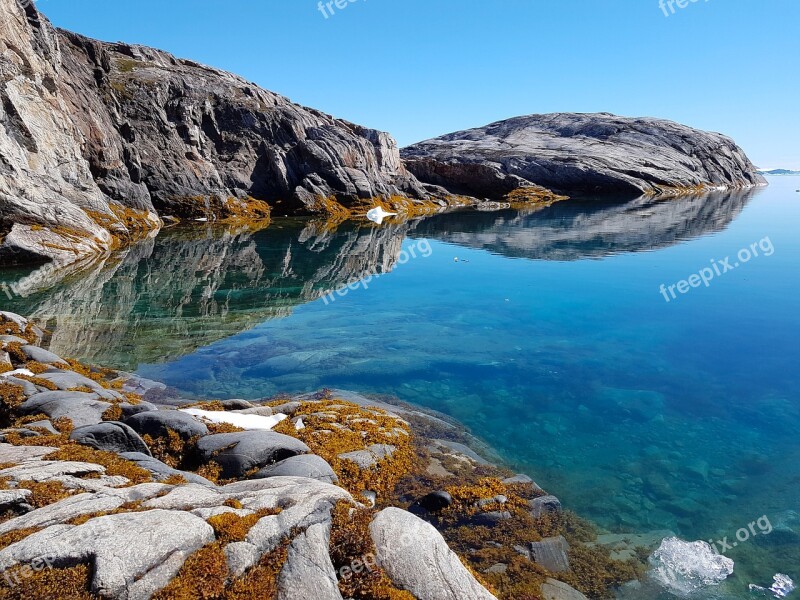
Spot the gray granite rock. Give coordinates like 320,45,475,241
0,460,105,483
0,0,436,266
70,421,151,455
118,452,214,486
0,509,214,599
525,536,571,573
0,492,125,534
196,430,310,479
540,578,589,600
529,495,563,519
251,455,338,484
338,443,396,469
369,507,497,600
0,489,32,511
402,113,766,198
125,409,208,440
20,391,111,428
33,370,123,401
276,521,343,600
19,345,67,366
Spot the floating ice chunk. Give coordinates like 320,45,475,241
750,574,796,598
647,537,734,597
366,207,397,225
181,408,287,431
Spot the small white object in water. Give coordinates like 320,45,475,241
454,257,459,262
647,537,734,597
181,408,287,431
750,574,796,598
366,207,397,224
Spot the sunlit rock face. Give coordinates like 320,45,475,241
402,112,766,198
0,0,431,266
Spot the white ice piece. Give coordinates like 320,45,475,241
366,207,397,225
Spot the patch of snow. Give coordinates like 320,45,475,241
181,408,287,431
0,369,36,379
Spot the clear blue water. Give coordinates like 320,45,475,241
1,177,798,598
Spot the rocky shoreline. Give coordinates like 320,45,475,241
0,310,649,599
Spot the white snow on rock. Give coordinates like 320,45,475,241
181,408,288,431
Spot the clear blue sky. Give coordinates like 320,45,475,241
39,0,798,168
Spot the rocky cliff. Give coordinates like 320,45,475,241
0,0,439,267
402,112,766,198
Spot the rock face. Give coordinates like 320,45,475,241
369,507,498,600
402,113,766,198
0,0,434,266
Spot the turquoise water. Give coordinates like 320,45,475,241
1,177,798,598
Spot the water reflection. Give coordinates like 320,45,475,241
0,188,758,370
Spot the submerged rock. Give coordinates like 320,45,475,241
402,113,765,198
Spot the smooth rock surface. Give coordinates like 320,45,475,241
125,409,209,440
20,391,111,427
196,430,310,479
70,421,151,455
276,522,343,600
251,455,338,484
402,113,766,198
369,507,497,600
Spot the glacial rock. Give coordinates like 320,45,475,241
540,578,589,600
117,452,214,487
0,0,435,266
529,495,563,518
20,391,111,427
519,536,571,572
0,510,215,599
276,522,343,600
402,113,766,198
250,455,338,484
369,507,497,600
195,430,310,479
70,422,151,455
125,409,209,440
338,443,396,469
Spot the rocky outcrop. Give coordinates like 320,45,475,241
402,112,766,198
0,0,439,266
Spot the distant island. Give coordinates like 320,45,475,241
758,169,800,175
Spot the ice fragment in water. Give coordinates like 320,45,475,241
647,537,734,597
750,574,796,598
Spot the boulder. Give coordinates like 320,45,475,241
118,452,215,487
19,345,67,366
0,509,215,599
251,455,338,484
33,371,122,401
196,431,310,479
338,444,396,469
529,495,563,518
522,536,571,573
409,490,453,515
125,409,208,440
540,578,589,600
276,522,343,600
402,113,765,198
20,391,111,428
369,507,497,600
70,421,151,455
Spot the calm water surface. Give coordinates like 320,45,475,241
2,177,798,598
